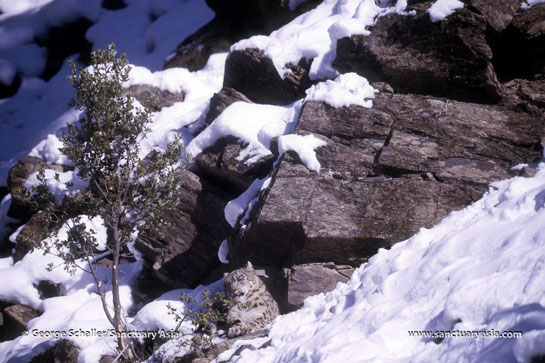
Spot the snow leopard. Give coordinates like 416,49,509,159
224,262,279,338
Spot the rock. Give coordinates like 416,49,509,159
205,87,252,125
196,136,276,193
7,156,65,221
223,48,312,105
35,280,62,300
135,170,235,290
467,0,522,33
334,2,502,103
164,19,233,72
503,79,545,110
35,18,93,81
492,3,545,81
30,339,80,363
230,92,543,268
13,213,49,262
165,0,322,71
172,330,269,363
286,263,354,311
2,304,40,341
124,84,184,111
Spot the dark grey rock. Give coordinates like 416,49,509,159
13,213,49,262
135,170,235,289
223,48,312,105
30,339,80,363
334,2,502,103
286,263,354,311
196,136,276,193
2,304,40,341
230,93,543,269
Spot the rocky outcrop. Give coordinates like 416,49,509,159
334,2,502,103
229,91,544,268
196,136,276,193
135,170,235,290
286,263,353,311
165,0,322,72
2,304,40,341
29,339,80,363
224,49,312,105
7,156,66,221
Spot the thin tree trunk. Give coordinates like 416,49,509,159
111,221,134,360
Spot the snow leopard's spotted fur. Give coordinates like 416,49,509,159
224,263,279,338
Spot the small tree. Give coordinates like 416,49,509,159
30,44,185,359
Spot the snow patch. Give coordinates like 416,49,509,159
305,72,376,108
278,134,327,173
428,0,464,22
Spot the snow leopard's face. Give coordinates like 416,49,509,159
224,268,260,301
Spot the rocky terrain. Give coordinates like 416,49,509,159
0,0,544,361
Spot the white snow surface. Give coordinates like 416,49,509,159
232,0,409,80
305,72,377,108
186,101,303,164
522,0,545,9
278,134,327,173
230,163,545,363
428,0,465,22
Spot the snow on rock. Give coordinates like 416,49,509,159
232,163,545,363
304,72,376,108
218,239,230,264
127,52,227,157
278,134,327,173
231,0,408,81
224,177,270,228
522,0,545,9
186,101,302,163
428,0,465,22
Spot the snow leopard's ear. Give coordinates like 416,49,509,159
245,261,254,271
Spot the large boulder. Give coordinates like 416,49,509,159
467,0,522,33
229,91,544,268
334,2,502,103
223,48,312,105
135,170,235,290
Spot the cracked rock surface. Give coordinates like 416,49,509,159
230,91,544,268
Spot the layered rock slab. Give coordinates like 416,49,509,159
334,2,502,103
135,170,234,289
230,92,544,268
